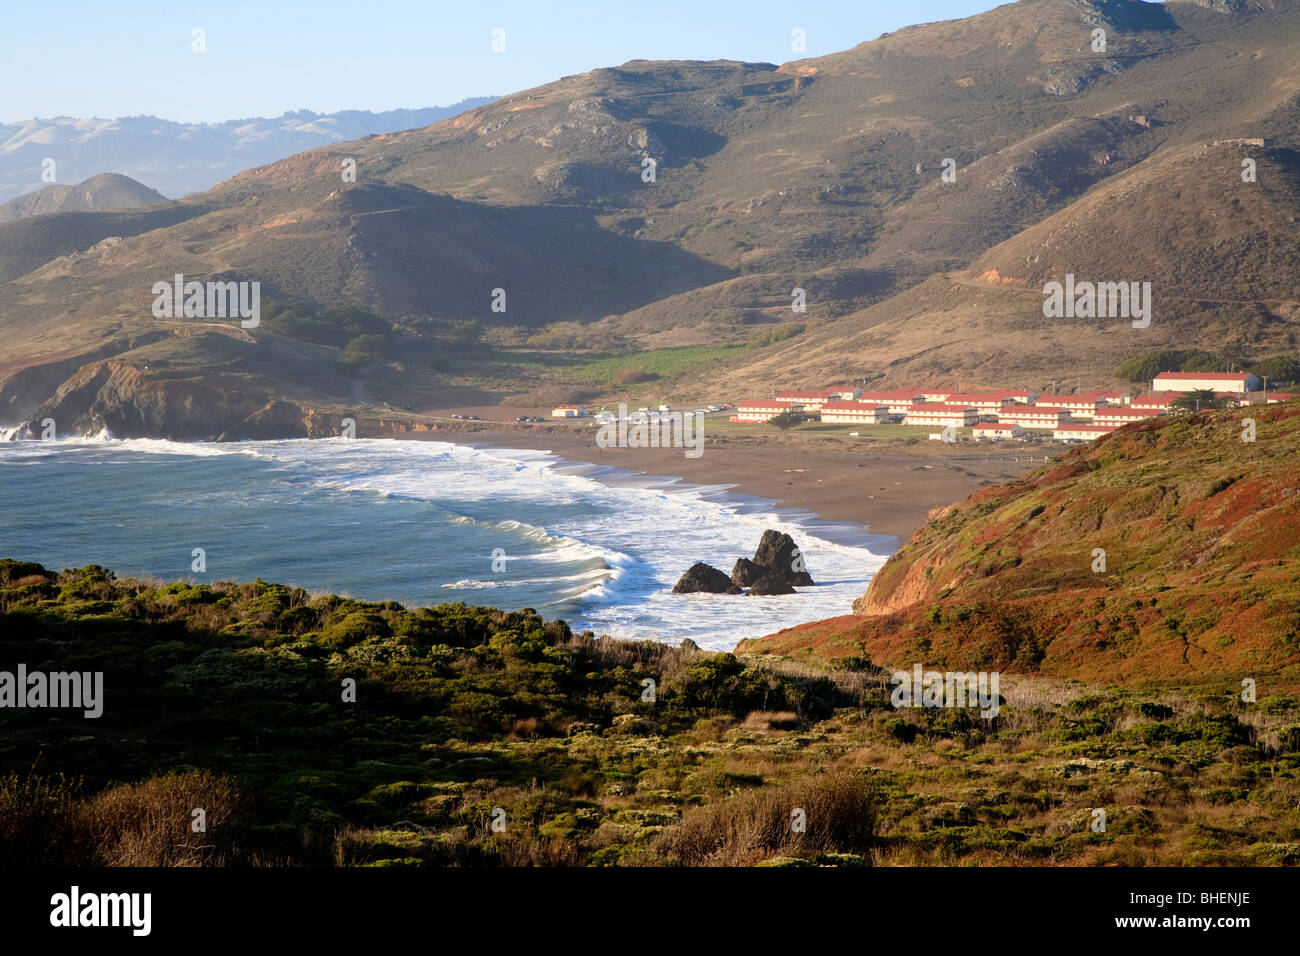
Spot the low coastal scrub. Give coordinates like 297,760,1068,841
1,560,1298,866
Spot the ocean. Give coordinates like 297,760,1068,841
0,437,894,651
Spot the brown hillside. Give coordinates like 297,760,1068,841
737,402,1300,684
2,0,1299,437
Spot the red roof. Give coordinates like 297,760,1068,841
1035,394,1104,405
821,401,886,412
972,422,1019,430
1095,407,1160,416
1154,372,1250,382
859,389,925,400
948,392,1017,403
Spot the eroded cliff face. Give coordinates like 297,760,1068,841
26,360,268,440
0,333,171,424
851,503,964,616
2,347,466,442
744,406,1300,684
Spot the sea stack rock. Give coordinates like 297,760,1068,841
730,557,765,588
731,530,815,589
673,562,743,594
748,571,797,596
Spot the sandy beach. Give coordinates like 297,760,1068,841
397,421,1056,543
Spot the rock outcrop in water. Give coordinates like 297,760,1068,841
747,571,797,596
672,562,742,595
673,531,814,597
735,530,815,589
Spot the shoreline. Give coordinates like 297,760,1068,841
456,440,899,554
394,426,1049,543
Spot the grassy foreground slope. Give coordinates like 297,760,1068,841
739,403,1300,684
2,558,1299,866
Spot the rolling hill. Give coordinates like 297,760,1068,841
0,173,166,223
1,0,1298,438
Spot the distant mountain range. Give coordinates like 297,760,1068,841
1,0,1298,440
0,103,495,202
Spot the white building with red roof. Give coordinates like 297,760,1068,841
903,404,979,428
1031,394,1108,419
998,406,1071,429
1054,424,1120,442
1094,407,1164,425
820,402,891,424
1130,393,1181,410
972,422,1024,440
774,387,861,410
947,392,1020,416
733,400,801,423
1152,372,1259,394
857,390,928,414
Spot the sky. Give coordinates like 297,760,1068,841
3,0,1008,124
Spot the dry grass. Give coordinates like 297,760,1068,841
657,772,875,866
0,770,246,867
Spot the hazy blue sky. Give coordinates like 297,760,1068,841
4,0,1009,123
